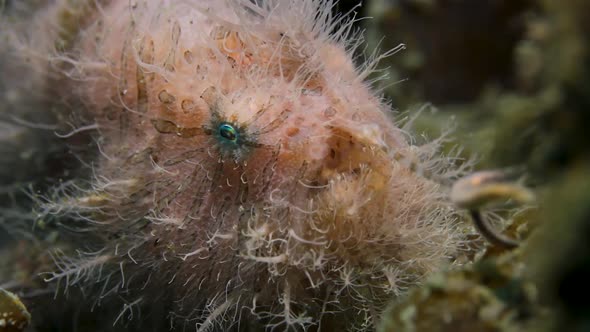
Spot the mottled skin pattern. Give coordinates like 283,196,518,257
1,0,466,330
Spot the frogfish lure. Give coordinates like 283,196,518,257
0,0,470,330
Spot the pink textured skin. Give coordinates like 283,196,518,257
1,0,467,330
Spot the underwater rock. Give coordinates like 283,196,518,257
379,250,541,332
0,289,31,332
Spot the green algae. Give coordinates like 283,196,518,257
371,0,590,330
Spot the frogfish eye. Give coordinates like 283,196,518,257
219,123,238,141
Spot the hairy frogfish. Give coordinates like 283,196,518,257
0,0,469,330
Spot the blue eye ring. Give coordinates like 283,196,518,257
211,120,257,160
218,123,238,142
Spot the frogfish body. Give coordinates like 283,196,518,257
0,0,466,330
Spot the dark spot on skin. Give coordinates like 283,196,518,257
181,99,196,113
151,119,201,138
184,50,193,64
286,127,299,137
158,90,176,104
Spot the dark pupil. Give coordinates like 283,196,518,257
219,124,237,141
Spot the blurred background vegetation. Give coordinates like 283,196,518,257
335,0,590,331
